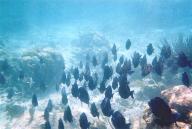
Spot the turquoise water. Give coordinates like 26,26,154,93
0,1,192,129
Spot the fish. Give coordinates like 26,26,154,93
177,52,189,67
84,63,91,81
120,59,134,75
100,98,113,117
111,111,131,129
140,55,147,68
71,82,79,98
116,62,121,74
132,51,141,68
119,55,124,65
61,71,66,84
79,61,83,69
103,65,113,80
148,97,184,126
125,39,131,50
73,67,79,80
112,44,117,61
44,107,49,121
92,55,98,67
58,118,64,129
79,113,91,129
147,43,154,55
101,52,108,68
61,88,68,105
99,79,106,93
46,99,53,112
7,88,14,99
66,72,71,86
79,72,84,81
44,121,51,129
32,94,38,107
64,106,73,123
153,57,164,76
118,75,134,99
112,77,119,90
18,70,24,80
88,76,97,90
78,87,90,105
90,103,99,118
182,72,190,87
105,86,113,99
141,64,152,77
160,44,172,59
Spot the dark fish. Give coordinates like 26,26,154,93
78,87,90,105
32,94,38,107
64,106,73,123
90,103,99,118
105,86,113,99
44,121,51,129
116,62,121,74
112,77,119,90
125,39,131,50
79,61,83,69
111,111,131,129
7,88,14,99
103,65,113,80
118,75,134,99
153,57,164,76
99,79,106,93
119,55,124,65
66,72,71,86
0,73,5,84
84,63,91,81
61,71,66,84
177,52,189,67
58,118,64,129
88,76,97,90
61,88,68,105
19,70,24,80
92,55,98,67
113,54,117,62
111,43,117,56
73,67,79,80
160,44,171,59
141,64,152,77
140,55,147,68
93,72,99,86
79,72,84,82
148,97,182,126
182,72,190,87
46,99,53,112
120,59,134,75
132,51,141,68
71,82,79,98
79,113,90,129
147,43,154,55
44,107,49,121
102,52,108,68
100,98,113,117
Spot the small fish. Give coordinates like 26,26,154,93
132,52,141,68
66,72,71,86
99,79,106,93
44,107,49,121
92,55,98,67
120,59,133,75
182,72,190,87
79,72,84,82
147,43,154,55
88,76,97,90
111,43,117,56
153,57,164,76
141,64,152,77
58,118,65,129
111,111,131,129
78,87,90,105
101,52,108,68
32,94,38,107
73,67,79,80
0,73,6,84
71,82,79,98
79,61,83,69
125,39,131,50
140,55,147,68
118,75,134,99
105,86,113,99
61,88,68,105
90,103,99,118
64,106,73,123
100,98,113,117
44,121,51,129
116,62,121,74
46,99,53,112
119,55,124,65
177,52,189,67
79,113,91,129
160,44,172,59
61,71,66,84
112,77,119,90
103,65,113,80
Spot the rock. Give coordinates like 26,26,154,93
161,85,192,114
